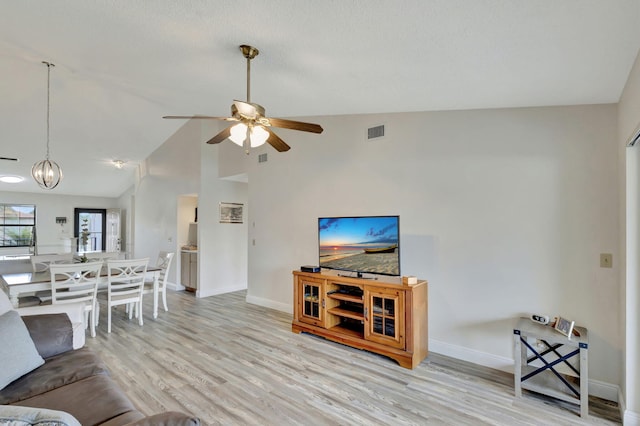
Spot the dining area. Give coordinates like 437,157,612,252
0,251,175,336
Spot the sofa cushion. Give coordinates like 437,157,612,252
0,404,81,426
0,348,109,405
12,374,142,426
0,311,45,391
21,314,73,359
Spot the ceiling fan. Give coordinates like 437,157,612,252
164,45,323,153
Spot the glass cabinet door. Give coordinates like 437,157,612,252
365,287,405,348
299,279,324,326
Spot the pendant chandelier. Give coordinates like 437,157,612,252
32,61,63,190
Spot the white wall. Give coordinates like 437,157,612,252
197,121,248,297
244,105,620,397
0,191,118,254
116,185,134,255
619,46,640,424
132,120,201,284
132,119,247,295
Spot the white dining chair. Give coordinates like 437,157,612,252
85,251,122,263
142,251,174,313
31,253,74,273
100,258,148,333
49,261,102,338
29,253,75,304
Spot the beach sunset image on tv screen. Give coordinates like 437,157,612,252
318,216,400,276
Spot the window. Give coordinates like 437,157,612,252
0,204,36,247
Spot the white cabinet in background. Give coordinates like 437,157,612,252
181,251,197,291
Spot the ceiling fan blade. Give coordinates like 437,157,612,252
206,126,232,144
267,118,323,134
265,128,291,152
163,115,230,120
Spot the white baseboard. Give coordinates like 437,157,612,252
429,338,620,402
430,338,513,371
166,281,185,291
196,284,246,298
619,388,628,424
625,409,640,425
589,378,620,403
245,294,292,314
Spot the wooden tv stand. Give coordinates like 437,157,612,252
292,270,428,369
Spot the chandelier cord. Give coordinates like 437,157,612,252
43,61,54,160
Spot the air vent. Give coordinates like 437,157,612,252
0,157,18,162
367,125,385,140
258,153,268,163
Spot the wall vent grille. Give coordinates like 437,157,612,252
367,125,385,140
258,153,268,163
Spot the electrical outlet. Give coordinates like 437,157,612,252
600,253,612,268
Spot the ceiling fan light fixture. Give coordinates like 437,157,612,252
33,61,63,190
229,123,269,148
229,123,248,146
250,125,269,148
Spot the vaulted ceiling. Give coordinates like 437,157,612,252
1,1,639,197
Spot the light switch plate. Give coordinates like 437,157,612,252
600,253,613,268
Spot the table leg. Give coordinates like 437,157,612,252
514,330,522,397
580,342,589,417
9,291,19,308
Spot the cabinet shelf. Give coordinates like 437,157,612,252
329,325,364,339
327,292,363,303
520,366,580,404
328,307,364,321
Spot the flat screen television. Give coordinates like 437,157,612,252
318,215,400,277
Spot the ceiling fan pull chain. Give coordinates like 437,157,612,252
243,125,251,154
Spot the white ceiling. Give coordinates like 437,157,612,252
1,1,639,197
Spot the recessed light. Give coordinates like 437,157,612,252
112,160,126,169
0,176,24,183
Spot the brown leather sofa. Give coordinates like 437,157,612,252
0,305,199,425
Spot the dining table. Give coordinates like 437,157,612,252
0,265,163,319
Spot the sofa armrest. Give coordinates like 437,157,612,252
17,303,86,350
17,302,85,325
20,314,74,359
124,412,200,426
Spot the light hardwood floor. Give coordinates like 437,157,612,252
85,290,621,425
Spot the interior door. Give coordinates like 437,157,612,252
106,209,121,252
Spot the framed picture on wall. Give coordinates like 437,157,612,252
219,202,243,224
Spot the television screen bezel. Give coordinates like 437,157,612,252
318,215,401,277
